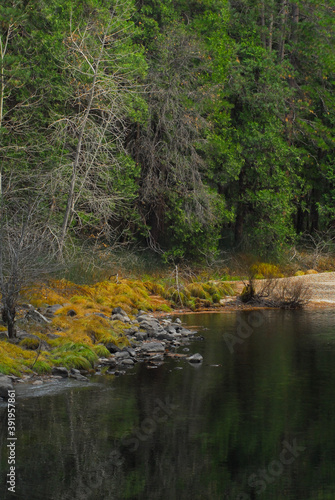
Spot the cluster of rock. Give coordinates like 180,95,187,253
96,309,203,375
0,307,204,397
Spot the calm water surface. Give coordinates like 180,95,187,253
1,309,335,499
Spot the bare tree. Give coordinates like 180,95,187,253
51,1,145,258
0,171,58,338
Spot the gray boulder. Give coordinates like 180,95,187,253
141,342,165,353
137,314,152,323
156,332,176,341
0,376,14,399
105,343,121,354
120,358,135,367
70,368,89,381
99,358,117,368
164,325,177,334
179,328,194,336
111,313,131,323
139,320,164,337
187,353,203,364
25,307,51,324
135,332,148,341
115,351,131,360
123,347,136,358
112,307,127,316
52,367,69,378
124,327,139,336
149,354,164,361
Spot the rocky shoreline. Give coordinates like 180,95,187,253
95,308,203,375
0,308,203,399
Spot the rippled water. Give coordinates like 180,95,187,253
1,309,335,499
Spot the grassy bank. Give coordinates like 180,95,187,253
1,247,334,377
0,274,235,377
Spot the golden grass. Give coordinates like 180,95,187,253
0,341,50,376
6,273,235,376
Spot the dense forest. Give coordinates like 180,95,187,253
1,0,335,264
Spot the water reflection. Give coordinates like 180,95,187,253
1,310,335,499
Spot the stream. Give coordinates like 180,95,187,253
1,309,335,499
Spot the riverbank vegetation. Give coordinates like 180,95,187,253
0,251,321,376
0,264,239,375
1,0,335,373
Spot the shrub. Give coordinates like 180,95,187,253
244,278,312,309
19,337,40,350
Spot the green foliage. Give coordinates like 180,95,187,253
50,342,98,370
1,0,335,264
33,360,53,374
163,189,231,262
92,344,111,358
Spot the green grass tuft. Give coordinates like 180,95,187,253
50,342,98,370
92,344,111,357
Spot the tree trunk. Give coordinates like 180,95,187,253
2,299,16,338
279,0,288,61
310,194,319,233
269,14,274,52
0,24,12,131
296,203,304,233
292,3,299,24
234,202,245,245
260,0,266,49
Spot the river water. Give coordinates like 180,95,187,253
1,309,335,499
